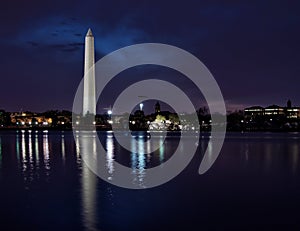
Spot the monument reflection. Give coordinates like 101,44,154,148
77,132,166,185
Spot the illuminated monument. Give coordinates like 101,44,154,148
83,28,96,116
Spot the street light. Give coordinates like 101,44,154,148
139,103,144,111
107,110,112,125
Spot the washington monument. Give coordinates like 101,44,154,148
83,28,96,116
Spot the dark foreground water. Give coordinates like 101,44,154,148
0,130,300,230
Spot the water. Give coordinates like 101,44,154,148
0,130,300,230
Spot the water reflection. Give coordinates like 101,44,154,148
21,132,26,166
61,133,65,163
28,132,34,181
1,131,300,230
263,142,272,173
159,136,164,162
75,135,81,167
82,159,97,231
16,133,20,161
35,133,39,166
78,132,148,228
43,133,50,173
244,143,249,162
28,132,33,162
79,133,98,231
290,142,299,175
79,133,167,187
106,135,114,179
13,130,54,188
224,135,300,176
130,137,146,187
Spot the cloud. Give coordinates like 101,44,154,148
47,42,84,52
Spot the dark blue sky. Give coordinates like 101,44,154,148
0,0,300,113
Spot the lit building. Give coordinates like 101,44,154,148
244,106,264,119
264,105,285,116
244,100,300,121
286,100,300,119
10,112,53,127
286,108,300,119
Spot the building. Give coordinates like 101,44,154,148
244,100,300,121
244,106,264,119
286,107,300,119
264,105,285,116
155,101,161,114
10,112,52,126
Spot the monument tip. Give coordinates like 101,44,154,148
86,28,93,37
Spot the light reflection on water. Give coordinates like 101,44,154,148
130,137,146,187
43,133,50,172
0,131,300,230
106,135,114,178
21,132,26,167
159,137,164,162
78,132,169,229
290,142,299,174
82,152,97,231
61,133,65,163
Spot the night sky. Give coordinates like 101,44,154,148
0,0,300,113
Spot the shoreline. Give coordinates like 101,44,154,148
0,127,299,133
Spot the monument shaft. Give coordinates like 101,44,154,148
83,28,96,115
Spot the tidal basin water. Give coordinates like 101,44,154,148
0,130,300,230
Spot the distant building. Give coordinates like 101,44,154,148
10,112,53,126
285,100,300,119
244,100,300,121
155,101,161,114
264,105,285,116
287,99,292,108
244,106,264,118
286,107,300,119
